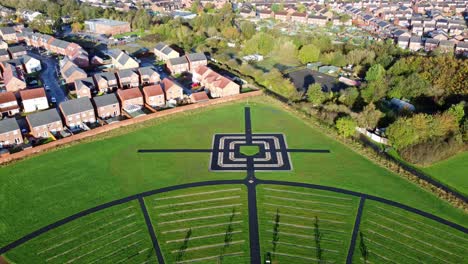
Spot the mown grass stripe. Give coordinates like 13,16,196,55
159,212,241,225
162,221,243,234
88,239,144,264
155,188,241,201
263,187,353,201
272,241,340,253
170,240,244,253
166,231,242,244
363,237,423,263
266,211,346,224
266,230,342,243
265,195,351,209
273,252,336,263
159,204,242,216
175,251,243,263
154,196,240,209
264,203,347,216
267,221,347,233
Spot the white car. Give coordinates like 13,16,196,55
45,85,50,91
51,97,57,104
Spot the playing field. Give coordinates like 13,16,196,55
353,200,468,263
146,185,250,264
421,151,468,196
0,96,466,262
257,185,360,263
5,202,157,263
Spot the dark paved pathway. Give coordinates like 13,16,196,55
138,197,165,264
346,196,366,264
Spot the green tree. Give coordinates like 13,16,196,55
361,81,387,103
298,44,320,64
357,103,384,129
336,116,357,137
447,102,465,125
338,87,359,108
297,3,306,13
307,83,326,105
240,21,256,40
365,64,386,82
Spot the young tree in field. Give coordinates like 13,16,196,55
307,83,326,105
357,103,384,130
336,116,357,137
298,44,320,64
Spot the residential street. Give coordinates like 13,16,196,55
28,52,67,106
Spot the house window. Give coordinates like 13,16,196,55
68,116,72,121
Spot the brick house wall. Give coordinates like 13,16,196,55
167,62,189,75
77,87,92,98
29,121,63,138
96,104,120,119
146,94,165,107
0,129,23,147
121,97,144,109
62,110,96,128
165,86,183,101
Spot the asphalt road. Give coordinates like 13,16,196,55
28,52,67,105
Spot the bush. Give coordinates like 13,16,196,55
399,136,467,165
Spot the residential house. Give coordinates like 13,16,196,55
308,15,328,26
3,63,26,92
7,46,26,59
143,84,165,108
117,69,140,89
26,109,63,138
22,55,41,73
0,49,10,61
108,49,139,70
0,40,7,50
425,38,440,52
138,66,160,86
291,12,308,24
94,72,118,93
274,11,289,22
258,10,273,19
0,118,22,147
455,42,468,56
0,91,20,116
154,42,180,62
19,88,48,113
412,22,424,36
192,66,239,98
84,18,131,36
92,93,120,119
239,8,255,18
439,40,455,53
186,53,207,71
409,36,423,51
117,87,144,111
0,27,17,42
167,56,189,75
49,39,70,55
397,36,410,49
61,63,87,85
59,97,96,129
190,91,209,103
161,78,184,102
74,77,96,98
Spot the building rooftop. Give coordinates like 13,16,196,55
168,56,188,66
0,118,20,134
60,97,94,115
93,93,119,107
186,53,206,62
85,18,129,26
27,108,62,127
20,88,46,100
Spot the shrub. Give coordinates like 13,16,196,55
399,136,467,165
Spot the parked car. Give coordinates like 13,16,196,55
51,97,57,104
45,85,50,91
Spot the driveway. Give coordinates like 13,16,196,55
28,52,67,106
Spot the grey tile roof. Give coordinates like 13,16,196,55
169,56,188,66
186,53,206,62
425,38,439,44
154,42,167,52
161,46,175,55
27,109,62,127
0,27,15,35
63,65,85,79
117,53,132,66
60,97,94,116
75,77,95,90
457,42,468,49
138,66,156,76
51,38,70,49
410,36,422,43
8,45,26,53
93,93,119,107
0,49,8,56
0,118,20,134
118,69,137,79
95,72,117,82
21,54,38,64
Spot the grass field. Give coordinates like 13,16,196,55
353,200,468,264
420,151,468,196
146,185,250,263
0,96,467,261
257,185,360,264
5,201,157,264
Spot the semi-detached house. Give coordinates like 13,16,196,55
59,97,96,129
26,108,63,138
0,118,23,147
20,88,48,113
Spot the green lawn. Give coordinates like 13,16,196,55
146,185,250,264
353,200,468,263
0,96,466,262
5,202,157,263
257,185,360,264
420,151,468,196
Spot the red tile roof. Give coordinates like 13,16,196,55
0,91,17,104
20,88,46,100
191,91,209,102
143,84,164,97
117,88,143,101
